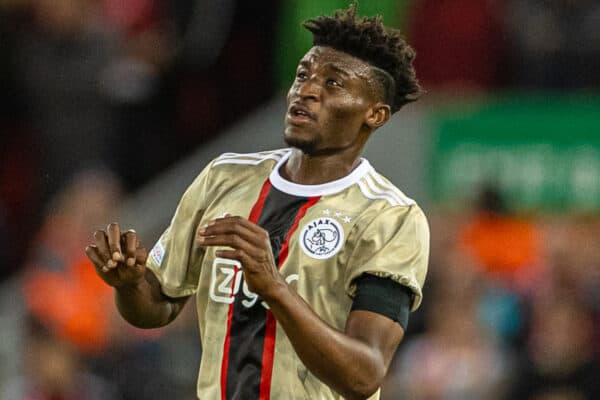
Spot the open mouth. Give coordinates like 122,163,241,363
288,105,316,121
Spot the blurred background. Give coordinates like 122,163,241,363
1,0,599,399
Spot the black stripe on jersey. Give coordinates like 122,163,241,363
225,186,309,400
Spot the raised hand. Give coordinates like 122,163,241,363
85,223,148,288
196,215,285,299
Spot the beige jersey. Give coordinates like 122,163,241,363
146,149,429,400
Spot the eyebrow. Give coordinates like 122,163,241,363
327,64,351,78
297,60,351,78
298,60,310,69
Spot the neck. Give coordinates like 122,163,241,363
281,147,363,185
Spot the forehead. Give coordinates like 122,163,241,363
298,46,373,78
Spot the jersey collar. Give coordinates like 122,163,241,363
269,149,373,197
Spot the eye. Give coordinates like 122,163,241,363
296,71,308,81
327,78,342,87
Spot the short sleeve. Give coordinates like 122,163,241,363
345,205,429,311
145,162,213,298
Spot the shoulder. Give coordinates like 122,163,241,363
178,149,288,202
182,149,290,199
349,166,428,235
355,167,417,208
211,148,290,168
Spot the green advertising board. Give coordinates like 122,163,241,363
428,96,600,211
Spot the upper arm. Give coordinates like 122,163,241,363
145,268,191,322
344,205,429,312
145,163,215,298
342,265,416,382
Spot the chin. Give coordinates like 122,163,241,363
284,134,318,155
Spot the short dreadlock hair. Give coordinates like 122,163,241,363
303,4,422,113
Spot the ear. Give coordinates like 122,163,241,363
364,103,391,130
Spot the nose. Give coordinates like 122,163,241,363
296,78,321,102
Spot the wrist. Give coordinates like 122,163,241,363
261,279,290,305
114,274,146,292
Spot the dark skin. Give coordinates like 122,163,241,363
86,46,402,400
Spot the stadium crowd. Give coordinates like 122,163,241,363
0,1,599,399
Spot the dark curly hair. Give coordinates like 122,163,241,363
303,3,423,113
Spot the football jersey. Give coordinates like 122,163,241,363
145,148,429,400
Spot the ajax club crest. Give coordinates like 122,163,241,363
300,218,344,259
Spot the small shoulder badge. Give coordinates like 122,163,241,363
150,241,166,267
300,218,344,259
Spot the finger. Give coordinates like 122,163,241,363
135,247,148,267
107,223,124,263
115,246,147,278
214,249,252,266
93,230,111,265
222,216,271,248
86,245,110,273
199,217,266,247
122,230,138,267
199,233,265,260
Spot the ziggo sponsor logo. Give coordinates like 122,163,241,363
209,258,298,309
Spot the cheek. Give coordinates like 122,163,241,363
325,95,367,129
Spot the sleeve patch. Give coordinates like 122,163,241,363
150,241,166,267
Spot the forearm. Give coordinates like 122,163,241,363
115,270,187,329
264,284,385,400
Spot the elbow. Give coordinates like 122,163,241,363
343,386,380,400
342,367,385,400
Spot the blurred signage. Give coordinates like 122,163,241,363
428,97,600,210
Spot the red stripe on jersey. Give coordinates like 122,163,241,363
219,268,238,400
220,178,272,400
277,196,321,267
249,179,273,223
258,311,277,400
258,195,321,400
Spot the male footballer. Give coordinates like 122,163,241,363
86,5,429,400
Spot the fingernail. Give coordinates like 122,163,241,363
108,260,116,268
102,265,109,272
198,236,205,243
208,221,216,226
198,227,206,235
127,258,135,267
112,252,121,260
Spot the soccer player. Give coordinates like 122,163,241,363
86,5,429,400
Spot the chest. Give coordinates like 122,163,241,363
198,185,363,327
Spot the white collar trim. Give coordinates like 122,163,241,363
269,149,373,197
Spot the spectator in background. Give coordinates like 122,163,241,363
0,0,41,280
22,169,123,355
507,0,600,90
171,1,278,151
457,186,538,344
509,297,600,400
459,185,542,291
541,217,600,317
14,0,121,200
100,0,236,189
384,250,511,400
1,316,121,400
19,168,200,400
